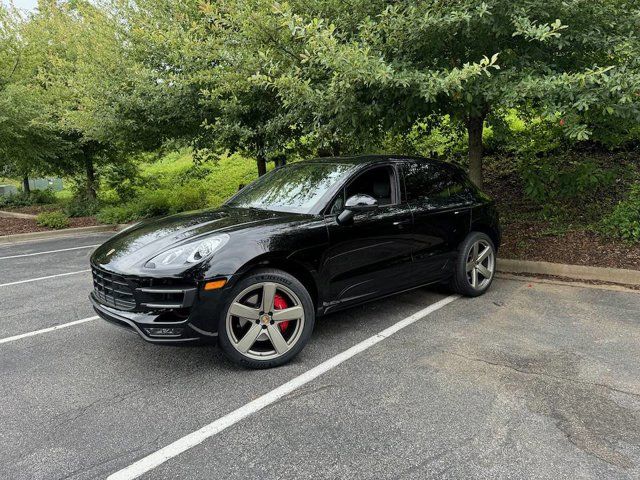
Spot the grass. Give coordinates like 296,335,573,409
0,177,20,188
136,149,261,207
96,150,261,224
0,150,262,225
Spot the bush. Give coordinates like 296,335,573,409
0,189,57,208
521,158,616,205
64,197,101,217
602,185,640,243
96,184,209,224
96,204,140,224
96,150,258,224
36,211,70,229
103,161,141,201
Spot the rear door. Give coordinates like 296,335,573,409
320,164,415,312
402,161,474,283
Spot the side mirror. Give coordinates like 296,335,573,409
337,194,378,226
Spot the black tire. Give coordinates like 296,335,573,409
449,232,496,297
217,268,315,369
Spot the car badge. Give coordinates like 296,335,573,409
107,248,116,256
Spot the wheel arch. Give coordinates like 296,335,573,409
233,254,320,311
470,223,501,252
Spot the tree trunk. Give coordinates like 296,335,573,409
331,141,341,157
466,113,485,189
256,137,267,176
22,175,31,195
85,156,97,200
256,153,267,176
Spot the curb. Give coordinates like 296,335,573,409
497,258,640,286
0,224,126,244
0,210,37,220
496,273,639,294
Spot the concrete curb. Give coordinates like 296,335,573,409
496,273,639,294
0,210,37,219
0,224,126,244
498,258,640,286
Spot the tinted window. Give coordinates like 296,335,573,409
403,162,473,206
227,162,355,214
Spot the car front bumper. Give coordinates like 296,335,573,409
89,292,210,343
89,260,239,343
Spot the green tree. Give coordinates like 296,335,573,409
247,0,640,187
103,0,214,155
0,4,64,193
112,0,301,176
23,0,132,199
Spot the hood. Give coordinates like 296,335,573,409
91,206,305,273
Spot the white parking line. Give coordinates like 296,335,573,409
0,269,91,288
0,316,98,345
107,294,460,480
0,244,99,260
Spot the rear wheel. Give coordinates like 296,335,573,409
217,269,315,369
450,232,496,297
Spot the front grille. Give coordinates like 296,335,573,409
92,266,136,311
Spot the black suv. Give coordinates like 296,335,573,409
90,155,500,368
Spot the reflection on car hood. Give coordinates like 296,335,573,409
91,206,303,272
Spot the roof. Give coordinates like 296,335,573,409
302,154,436,166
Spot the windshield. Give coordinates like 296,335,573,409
226,162,356,214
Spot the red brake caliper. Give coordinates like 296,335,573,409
273,293,290,332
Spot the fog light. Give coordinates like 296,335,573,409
144,327,183,337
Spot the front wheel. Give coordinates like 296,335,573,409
450,232,496,297
217,268,315,369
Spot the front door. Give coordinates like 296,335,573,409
320,164,415,312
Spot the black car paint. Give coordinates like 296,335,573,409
90,155,500,342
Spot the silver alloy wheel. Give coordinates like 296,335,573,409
225,282,305,361
466,239,495,290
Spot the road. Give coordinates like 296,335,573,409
0,233,639,479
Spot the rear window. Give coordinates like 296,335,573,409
403,161,474,205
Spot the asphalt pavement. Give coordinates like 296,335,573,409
1,233,639,479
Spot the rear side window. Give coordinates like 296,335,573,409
403,161,474,206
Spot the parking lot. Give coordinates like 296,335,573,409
1,232,639,479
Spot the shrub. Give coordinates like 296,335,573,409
521,159,616,205
0,189,57,208
96,150,258,224
169,182,208,212
602,185,640,243
29,189,57,204
136,189,174,217
36,211,70,229
64,197,101,217
103,161,141,201
96,204,140,224
97,184,209,224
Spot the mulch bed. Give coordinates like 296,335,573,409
0,216,99,236
500,220,640,271
483,152,640,272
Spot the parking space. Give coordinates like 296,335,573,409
0,233,112,285
1,233,639,479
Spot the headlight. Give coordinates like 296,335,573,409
145,235,229,270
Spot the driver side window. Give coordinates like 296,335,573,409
328,166,396,214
